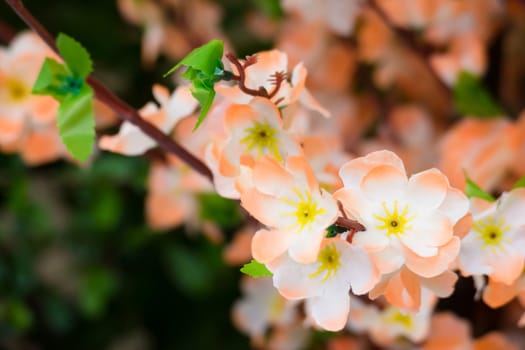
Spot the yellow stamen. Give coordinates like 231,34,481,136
374,200,415,236
6,78,29,103
239,120,281,161
282,188,326,232
473,215,511,252
309,243,342,282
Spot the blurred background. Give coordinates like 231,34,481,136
1,0,525,349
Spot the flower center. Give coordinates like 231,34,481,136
473,215,510,250
309,243,341,282
283,189,326,232
385,309,414,329
240,120,281,160
374,200,415,236
6,78,29,102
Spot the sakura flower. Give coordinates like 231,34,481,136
268,238,379,331
99,84,197,156
218,97,302,177
347,291,436,347
282,0,365,36
216,49,329,117
232,277,299,346
483,273,525,327
423,312,520,350
458,188,525,285
145,156,214,233
438,117,519,192
240,155,338,263
335,150,469,279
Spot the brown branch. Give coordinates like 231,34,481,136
367,0,453,102
225,53,270,98
5,0,213,182
0,21,16,44
5,0,369,234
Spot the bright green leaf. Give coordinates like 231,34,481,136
164,39,224,77
56,33,93,78
240,260,272,278
326,224,347,238
190,84,215,130
79,268,117,318
32,57,69,101
453,71,503,117
465,176,496,202
512,176,525,189
57,84,95,161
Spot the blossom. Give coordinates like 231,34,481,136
268,238,379,331
439,118,519,192
458,189,525,285
240,155,338,263
347,291,436,347
218,97,302,177
335,150,468,277
99,84,197,155
483,273,525,327
216,49,329,117
232,277,299,345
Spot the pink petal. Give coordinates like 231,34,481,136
252,228,292,264
360,165,408,203
405,237,460,278
307,290,350,331
406,169,448,214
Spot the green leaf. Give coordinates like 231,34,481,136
326,224,347,238
198,192,242,229
512,176,525,189
240,260,272,278
453,71,504,117
252,0,283,19
79,268,117,318
56,33,93,78
465,176,496,202
190,83,216,130
164,40,224,77
32,57,70,101
57,84,95,161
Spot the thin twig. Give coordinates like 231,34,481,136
367,0,453,102
5,0,367,234
5,0,213,182
0,20,16,43
225,53,270,97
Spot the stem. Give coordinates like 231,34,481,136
367,0,453,102
225,53,270,98
5,0,213,182
0,21,16,43
5,0,368,233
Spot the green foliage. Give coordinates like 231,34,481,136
453,71,503,118
240,260,272,278
198,192,242,229
326,224,348,238
4,299,33,331
164,40,224,130
79,267,118,318
252,0,283,18
33,33,95,162
512,176,525,189
465,176,496,202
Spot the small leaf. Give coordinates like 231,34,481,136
56,33,93,78
79,268,117,318
164,40,224,77
240,260,272,278
453,71,503,118
512,176,525,189
190,83,215,130
32,57,69,101
57,84,95,161
326,224,347,238
465,176,496,202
